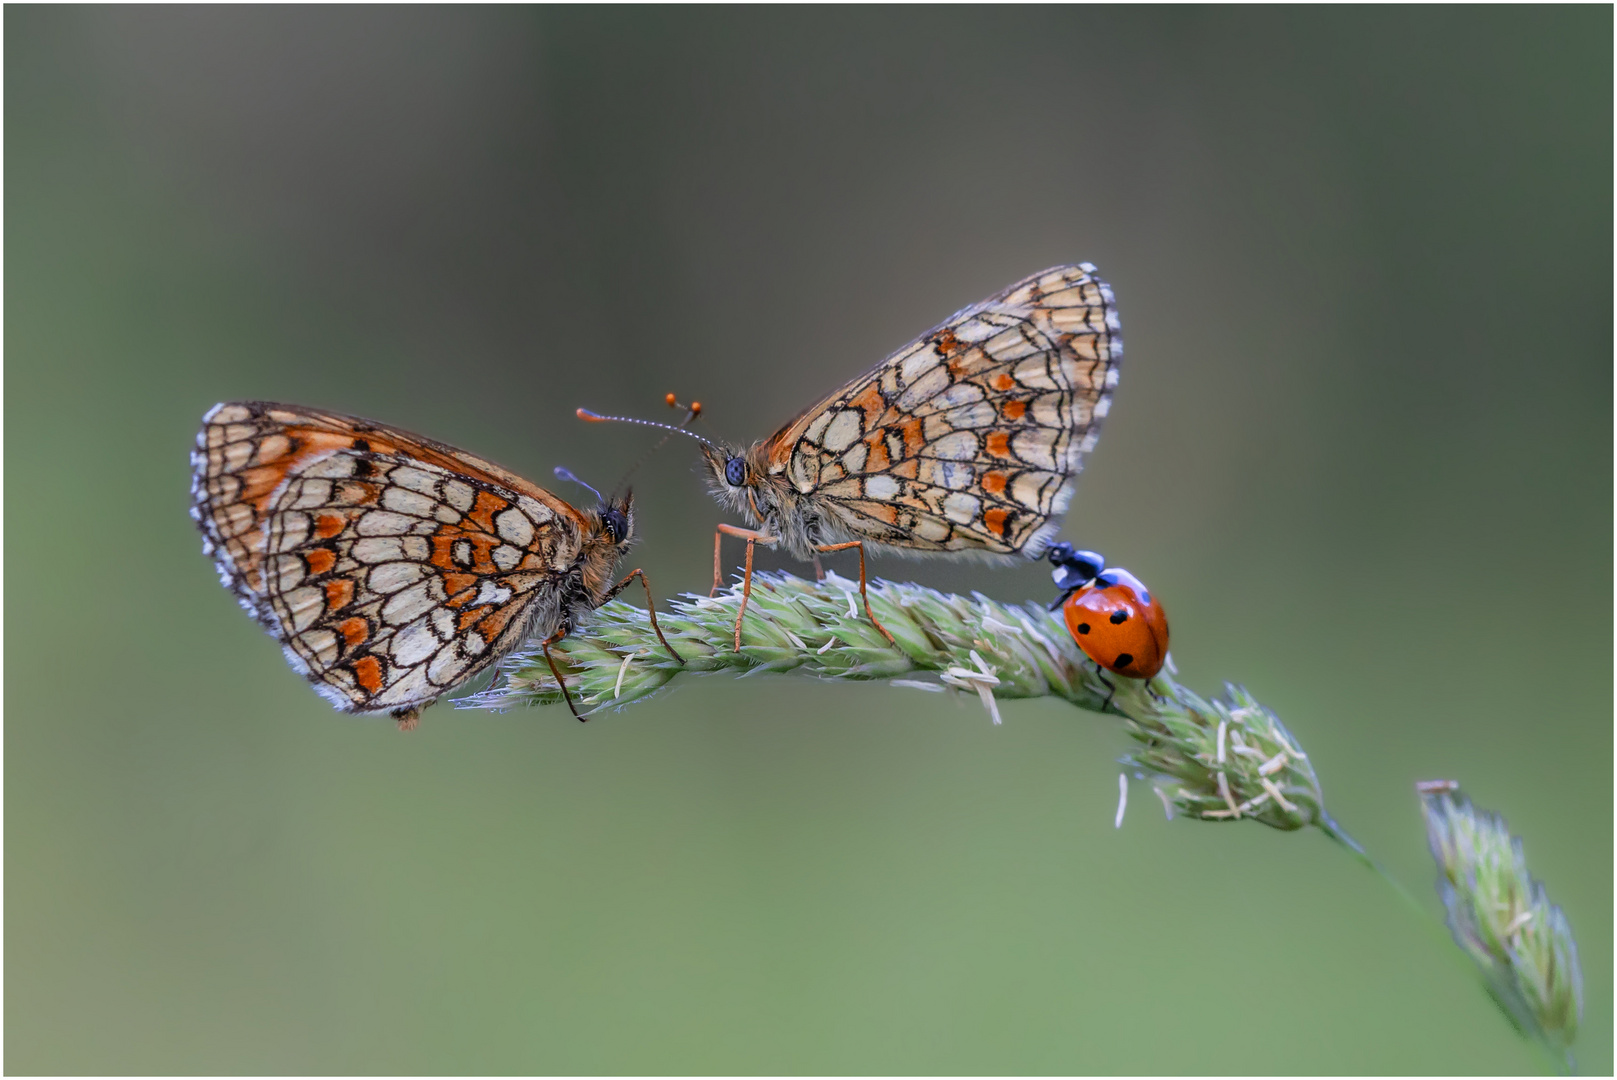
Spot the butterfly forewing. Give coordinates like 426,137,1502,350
764,263,1120,558
191,402,587,717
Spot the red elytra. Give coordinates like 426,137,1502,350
1061,568,1170,679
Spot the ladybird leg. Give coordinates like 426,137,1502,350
814,541,896,645
602,568,685,666
715,524,778,652
1095,669,1118,713
1145,674,1170,704
540,629,586,721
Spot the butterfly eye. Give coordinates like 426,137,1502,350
602,509,628,544
724,457,746,487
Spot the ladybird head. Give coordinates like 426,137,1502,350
1048,543,1107,592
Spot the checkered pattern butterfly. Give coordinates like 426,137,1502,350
190,401,680,727
583,264,1122,647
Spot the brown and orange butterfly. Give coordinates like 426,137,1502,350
583,263,1122,647
190,401,681,727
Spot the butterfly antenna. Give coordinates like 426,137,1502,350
664,392,702,428
590,393,717,497
553,466,605,504
576,406,722,451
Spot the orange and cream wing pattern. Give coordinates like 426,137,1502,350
189,401,583,716
765,263,1120,557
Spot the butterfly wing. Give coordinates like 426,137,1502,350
190,401,587,716
763,264,1121,559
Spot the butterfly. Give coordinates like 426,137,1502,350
581,263,1122,648
189,401,682,728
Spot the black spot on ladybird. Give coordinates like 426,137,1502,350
1113,652,1134,669
1109,609,1129,624
1075,623,1090,635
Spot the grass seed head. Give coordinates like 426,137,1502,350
1419,784,1583,1056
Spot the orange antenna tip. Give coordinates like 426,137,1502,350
576,408,606,422
663,392,703,422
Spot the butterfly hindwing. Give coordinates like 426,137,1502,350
190,402,585,715
763,264,1121,558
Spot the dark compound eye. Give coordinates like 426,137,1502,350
724,457,746,486
602,509,628,543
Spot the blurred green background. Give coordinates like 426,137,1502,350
6,7,1610,1074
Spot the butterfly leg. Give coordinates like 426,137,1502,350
714,523,778,651
811,551,825,581
735,533,760,652
602,567,685,665
710,528,725,597
813,541,896,645
540,629,587,721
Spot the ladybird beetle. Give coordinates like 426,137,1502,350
1046,542,1170,680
